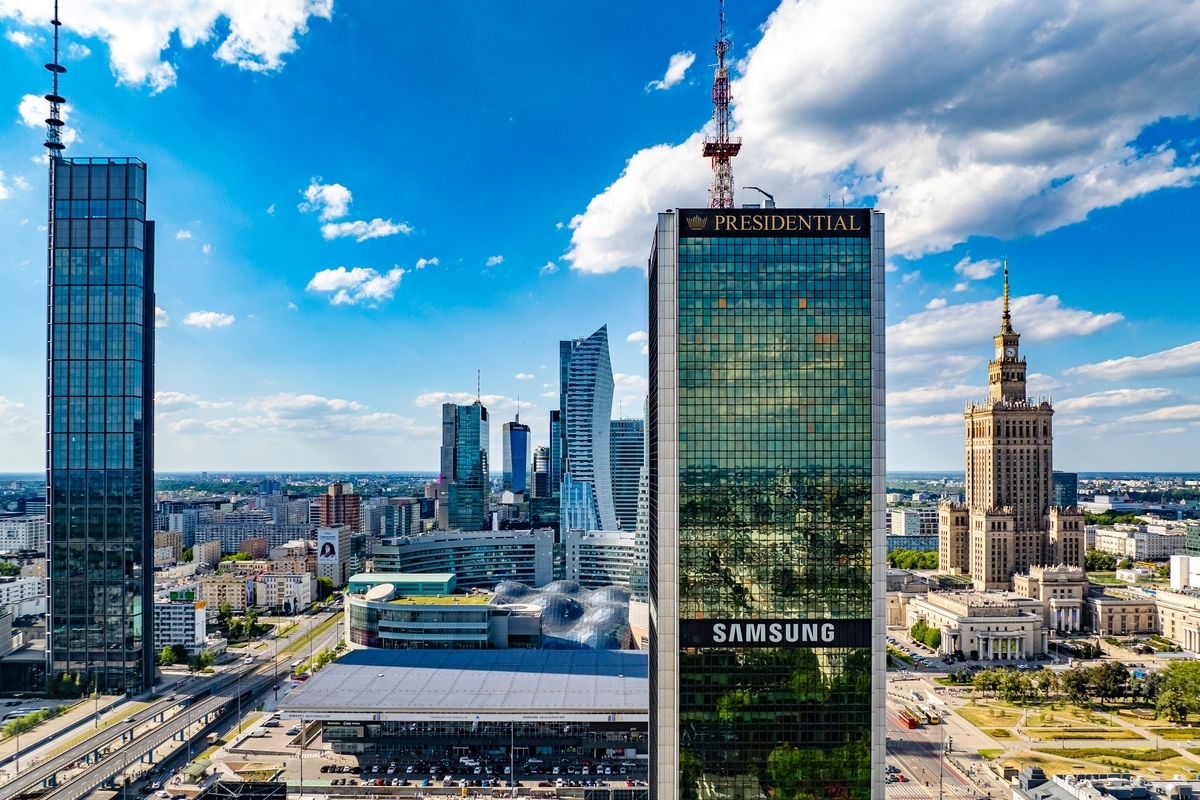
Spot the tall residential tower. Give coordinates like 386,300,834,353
610,418,645,531
559,325,617,532
44,10,157,693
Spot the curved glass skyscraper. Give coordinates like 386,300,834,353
559,325,617,531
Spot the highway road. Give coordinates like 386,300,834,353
886,707,983,800
3,610,341,800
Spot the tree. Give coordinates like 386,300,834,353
1140,671,1164,703
316,576,334,602
1157,689,1190,723
1161,661,1200,716
1000,671,1031,704
181,547,193,563
1084,549,1116,572
1061,667,1091,706
924,628,942,650
157,645,178,666
218,603,233,625
220,552,251,562
1090,662,1129,705
1033,668,1059,701
0,560,21,577
973,669,1001,697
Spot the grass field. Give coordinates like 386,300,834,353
978,749,1004,759
1001,752,1098,777
1024,729,1144,742
983,728,1015,740
958,705,1020,728
1148,728,1200,740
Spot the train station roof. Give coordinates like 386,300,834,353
278,648,647,722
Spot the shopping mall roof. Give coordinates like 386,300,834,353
278,648,647,722
346,572,456,596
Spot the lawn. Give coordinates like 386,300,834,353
1148,728,1200,740
1041,748,1177,762
1024,729,1144,742
958,705,1020,728
1001,752,1099,777
983,728,1015,740
977,749,1004,759
1025,747,1198,778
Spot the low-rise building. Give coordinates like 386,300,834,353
198,574,252,618
153,596,207,655
254,572,313,614
0,516,46,554
886,569,929,627
1013,564,1088,633
1092,525,1189,560
565,529,638,589
903,591,1047,661
1155,588,1200,654
193,539,221,568
886,534,939,553
0,576,46,617
1084,587,1158,637
372,529,554,590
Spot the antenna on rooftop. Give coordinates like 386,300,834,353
703,0,741,208
43,0,66,155
477,369,481,404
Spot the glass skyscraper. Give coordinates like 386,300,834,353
438,401,489,530
648,208,885,800
502,415,531,494
610,418,645,531
47,157,157,694
559,325,617,531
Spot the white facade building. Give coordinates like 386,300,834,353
1092,526,1188,560
0,576,46,617
254,572,313,614
565,529,638,589
1170,554,1200,591
153,599,207,654
373,529,554,590
904,591,1047,661
0,516,46,554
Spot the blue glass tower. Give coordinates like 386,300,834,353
502,415,531,494
43,13,156,695
438,402,489,530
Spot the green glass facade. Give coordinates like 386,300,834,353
649,209,884,800
47,157,156,694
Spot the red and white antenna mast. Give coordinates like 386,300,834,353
703,0,741,208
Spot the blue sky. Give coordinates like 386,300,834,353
1,0,1199,472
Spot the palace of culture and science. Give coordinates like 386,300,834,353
939,267,1086,590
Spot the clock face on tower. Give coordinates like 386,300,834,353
1005,347,1016,357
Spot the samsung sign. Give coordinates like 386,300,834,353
680,619,872,649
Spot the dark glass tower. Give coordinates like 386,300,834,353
649,208,885,800
47,157,156,695
438,401,489,530
610,418,645,531
502,415,531,494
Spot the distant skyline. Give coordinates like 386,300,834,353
1,1,1200,472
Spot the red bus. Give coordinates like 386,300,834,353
897,709,919,729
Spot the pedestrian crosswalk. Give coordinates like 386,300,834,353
887,782,975,798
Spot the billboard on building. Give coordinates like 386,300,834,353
318,529,340,564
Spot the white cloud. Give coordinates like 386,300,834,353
614,373,648,395
266,203,275,215
901,271,920,284
626,330,649,343
888,294,1122,353
182,310,234,328
1026,373,1064,394
65,42,90,59
306,266,404,306
414,257,439,269
486,255,504,267
540,261,558,275
889,413,963,429
647,50,695,91
18,93,78,145
320,218,412,242
565,1,1200,273
925,297,946,310
515,373,534,380
0,0,332,92
298,177,351,221
1121,404,1200,423
1067,340,1200,381
887,384,985,408
5,29,31,46
202,243,212,254
175,229,192,239
155,307,169,328
413,392,530,411
1055,388,1175,412
286,302,298,310
540,391,557,398
0,396,26,415
953,256,1001,282
0,172,11,201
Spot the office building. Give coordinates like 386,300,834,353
559,326,617,531
530,446,551,498
565,529,638,589
372,529,554,590
319,483,362,533
47,153,157,694
438,401,490,530
648,206,885,800
502,414,531,494
317,526,352,588
939,267,1085,589
1092,525,1189,560
253,572,312,614
1051,471,1078,508
0,516,47,554
610,418,645,531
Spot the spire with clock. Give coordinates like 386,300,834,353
988,261,1026,403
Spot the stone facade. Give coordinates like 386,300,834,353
905,590,1047,661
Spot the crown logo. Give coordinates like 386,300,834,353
685,214,708,231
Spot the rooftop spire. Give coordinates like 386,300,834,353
702,0,741,208
999,259,1014,334
43,0,67,155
